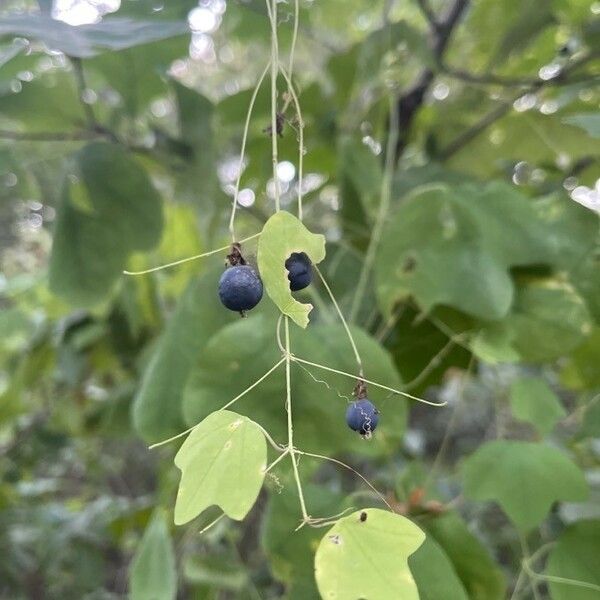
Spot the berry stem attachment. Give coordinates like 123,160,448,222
284,316,310,524
123,232,261,276
229,61,271,242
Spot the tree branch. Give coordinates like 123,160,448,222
395,0,470,160
437,50,600,160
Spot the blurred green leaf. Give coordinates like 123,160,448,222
132,265,233,441
409,536,469,600
463,440,588,531
546,519,600,600
563,113,600,138
48,142,163,305
509,377,566,435
421,512,507,600
0,15,188,58
129,511,177,600
376,182,551,319
472,279,592,363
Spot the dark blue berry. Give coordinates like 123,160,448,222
285,252,312,291
218,265,263,312
346,399,379,435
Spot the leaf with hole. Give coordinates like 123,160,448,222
174,410,267,525
257,211,326,328
314,509,425,600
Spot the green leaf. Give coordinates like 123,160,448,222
132,265,233,442
314,509,425,600
376,182,551,319
174,410,267,525
0,15,188,58
562,114,600,139
257,211,326,328
48,142,163,306
509,377,566,436
546,520,600,600
409,536,469,600
462,440,588,531
472,280,592,363
421,512,506,600
182,313,406,456
129,511,177,600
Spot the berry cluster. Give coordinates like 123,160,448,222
218,244,379,437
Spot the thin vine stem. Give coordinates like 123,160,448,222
349,95,399,323
148,357,285,449
288,0,300,82
266,0,281,212
290,355,447,407
295,450,393,512
228,62,271,241
279,64,304,220
123,232,261,276
264,449,290,473
313,264,363,375
284,316,310,523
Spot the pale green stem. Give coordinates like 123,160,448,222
198,512,226,535
349,96,399,323
288,0,299,81
291,355,447,407
519,534,542,600
228,62,271,241
295,449,393,511
284,316,310,522
314,264,363,375
123,232,261,276
264,448,289,473
266,0,281,211
279,64,304,221
148,357,285,449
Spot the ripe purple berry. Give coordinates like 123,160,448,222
285,252,312,291
346,399,379,436
218,265,263,312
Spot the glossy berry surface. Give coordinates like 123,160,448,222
285,252,312,291
345,399,379,435
218,265,263,312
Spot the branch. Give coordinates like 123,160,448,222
395,0,470,160
437,50,600,160
70,56,98,129
416,0,438,28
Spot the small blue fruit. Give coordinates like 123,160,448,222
218,265,263,312
346,399,379,435
285,252,312,291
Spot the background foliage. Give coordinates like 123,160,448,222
1,0,599,598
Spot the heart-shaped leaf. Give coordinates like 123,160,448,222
257,211,326,328
314,509,425,600
174,410,267,525
462,440,588,531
